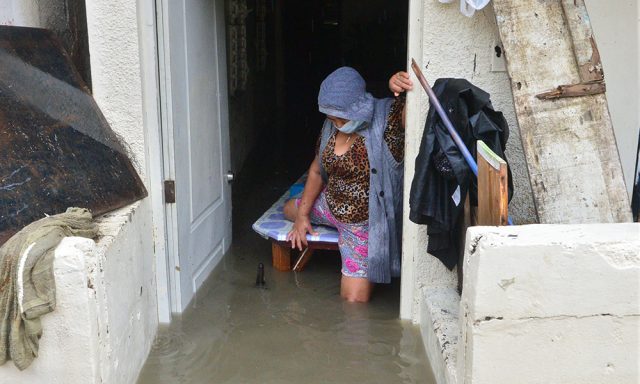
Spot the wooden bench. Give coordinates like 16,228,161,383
252,177,339,272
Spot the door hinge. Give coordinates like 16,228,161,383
164,180,175,204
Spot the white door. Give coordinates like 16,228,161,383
160,0,231,312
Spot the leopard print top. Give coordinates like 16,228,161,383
321,96,405,223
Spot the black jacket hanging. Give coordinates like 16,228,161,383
409,78,513,270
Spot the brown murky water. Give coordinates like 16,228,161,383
137,158,435,384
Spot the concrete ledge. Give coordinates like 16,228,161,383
420,287,460,384
0,201,157,383
462,224,640,320
458,223,640,384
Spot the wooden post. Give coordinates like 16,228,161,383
492,0,632,223
272,242,291,271
477,141,509,226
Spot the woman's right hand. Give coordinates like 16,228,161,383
389,71,413,97
287,214,318,251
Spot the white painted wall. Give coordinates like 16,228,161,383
85,0,148,176
402,1,537,321
85,0,171,323
457,223,640,384
0,203,158,383
419,223,640,384
0,0,164,380
584,0,639,197
0,0,40,26
94,202,157,384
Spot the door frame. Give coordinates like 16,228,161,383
154,0,182,316
138,0,173,322
400,0,424,321
143,0,417,322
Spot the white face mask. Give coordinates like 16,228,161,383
335,120,366,134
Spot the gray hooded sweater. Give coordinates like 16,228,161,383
317,67,403,284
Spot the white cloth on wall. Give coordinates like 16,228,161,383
438,0,491,17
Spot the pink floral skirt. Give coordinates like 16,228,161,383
296,192,369,278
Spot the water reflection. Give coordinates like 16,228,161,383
137,161,434,384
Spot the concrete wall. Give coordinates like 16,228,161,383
402,0,538,321
0,203,158,383
0,0,161,380
584,0,639,197
403,0,639,322
419,223,639,384
85,0,147,176
457,223,640,384
94,202,157,383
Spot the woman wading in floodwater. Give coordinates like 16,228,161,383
284,67,413,302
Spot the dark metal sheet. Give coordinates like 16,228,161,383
0,26,148,245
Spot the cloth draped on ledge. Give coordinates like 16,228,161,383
0,207,98,370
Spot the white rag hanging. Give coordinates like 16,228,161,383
438,0,491,17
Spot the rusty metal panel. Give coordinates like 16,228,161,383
0,26,147,245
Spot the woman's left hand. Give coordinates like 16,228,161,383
389,71,413,97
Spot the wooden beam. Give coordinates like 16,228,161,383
492,0,632,223
477,141,509,226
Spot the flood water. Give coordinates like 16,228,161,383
137,158,435,384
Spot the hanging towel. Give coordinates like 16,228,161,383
439,0,491,17
0,207,98,370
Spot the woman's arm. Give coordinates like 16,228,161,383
286,157,324,250
388,71,413,128
297,157,323,217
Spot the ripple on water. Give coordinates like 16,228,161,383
148,330,196,359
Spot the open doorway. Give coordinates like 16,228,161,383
228,0,409,178
227,0,409,296
154,0,409,314
140,2,438,381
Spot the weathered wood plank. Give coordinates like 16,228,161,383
492,0,632,223
560,0,603,82
477,141,509,226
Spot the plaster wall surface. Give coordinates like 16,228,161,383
94,201,158,384
584,0,639,197
85,0,147,177
420,287,460,384
0,2,160,380
456,223,640,384
0,202,158,384
0,0,40,27
403,1,537,321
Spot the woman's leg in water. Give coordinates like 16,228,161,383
287,194,373,302
338,221,372,302
341,276,373,302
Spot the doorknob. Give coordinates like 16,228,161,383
226,171,235,183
